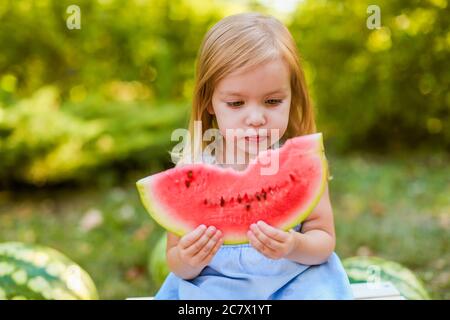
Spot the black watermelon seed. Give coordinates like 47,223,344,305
255,194,261,201
220,197,225,207
262,192,267,200
237,195,242,203
185,181,190,188
245,204,251,211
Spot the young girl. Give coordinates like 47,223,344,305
154,12,353,300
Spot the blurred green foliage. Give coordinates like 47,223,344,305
0,0,226,101
289,0,449,152
0,86,187,186
0,0,448,186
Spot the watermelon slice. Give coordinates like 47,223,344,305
137,133,328,244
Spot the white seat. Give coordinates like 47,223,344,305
126,282,405,300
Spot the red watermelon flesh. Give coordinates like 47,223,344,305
136,133,328,244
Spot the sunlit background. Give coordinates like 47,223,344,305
0,0,448,299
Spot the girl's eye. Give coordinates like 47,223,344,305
266,99,283,105
226,99,283,107
226,101,244,107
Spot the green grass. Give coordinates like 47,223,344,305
0,152,448,299
330,152,450,299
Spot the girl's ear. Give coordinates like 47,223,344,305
207,104,215,115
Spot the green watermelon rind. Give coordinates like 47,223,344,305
147,233,170,286
0,242,99,300
137,177,189,237
137,133,328,245
278,152,328,235
342,256,431,300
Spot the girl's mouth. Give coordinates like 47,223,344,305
245,135,267,143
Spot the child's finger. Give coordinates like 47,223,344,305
247,230,277,257
185,226,217,255
179,224,207,249
256,220,289,242
201,235,223,263
195,230,222,261
249,224,282,251
200,234,224,264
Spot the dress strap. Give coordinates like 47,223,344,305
293,223,303,233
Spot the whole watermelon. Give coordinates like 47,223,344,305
148,233,169,287
0,242,98,300
342,256,431,300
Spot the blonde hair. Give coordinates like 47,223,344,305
175,12,317,165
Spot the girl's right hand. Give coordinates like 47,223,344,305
177,225,223,269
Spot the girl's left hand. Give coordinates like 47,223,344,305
247,220,298,260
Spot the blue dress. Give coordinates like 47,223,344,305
154,150,353,300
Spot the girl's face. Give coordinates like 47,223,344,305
209,57,291,163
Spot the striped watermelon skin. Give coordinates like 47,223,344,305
342,256,431,300
147,233,169,287
0,242,98,300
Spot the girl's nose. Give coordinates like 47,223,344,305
245,108,266,127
